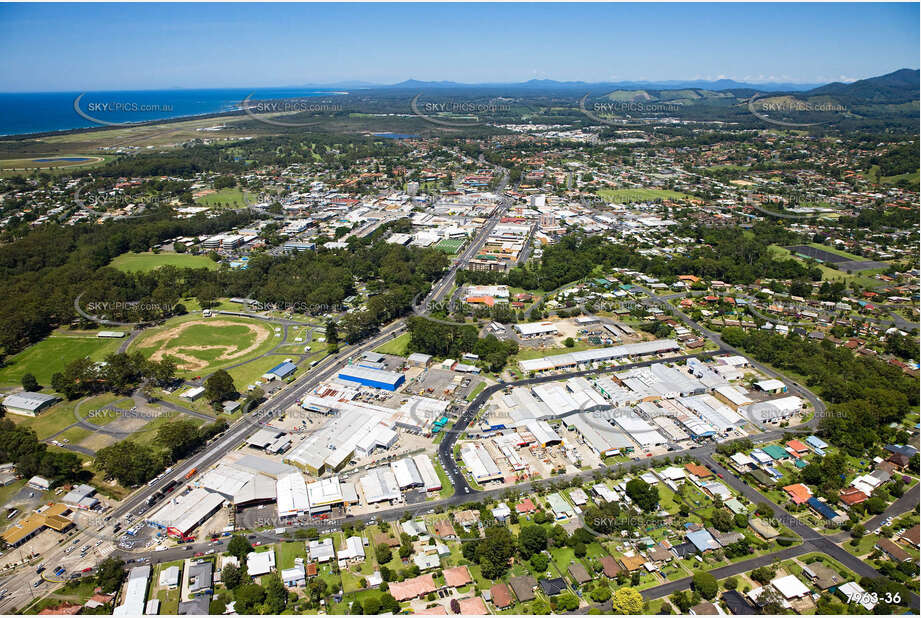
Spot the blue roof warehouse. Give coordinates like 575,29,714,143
338,365,405,391
264,361,297,381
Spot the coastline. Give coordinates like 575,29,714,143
0,89,349,140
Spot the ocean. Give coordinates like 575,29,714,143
0,88,343,137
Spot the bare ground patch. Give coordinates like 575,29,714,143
136,319,271,371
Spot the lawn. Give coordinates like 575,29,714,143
10,393,125,441
195,187,254,207
227,355,293,392
465,381,487,402
109,251,221,273
596,188,691,203
805,243,868,262
513,339,599,362
768,245,887,286
21,577,101,614
130,407,207,447
432,459,455,498
0,333,126,387
374,332,410,357
842,533,879,558
277,541,308,569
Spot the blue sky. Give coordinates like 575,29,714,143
0,3,917,92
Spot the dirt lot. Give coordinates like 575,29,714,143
137,319,271,372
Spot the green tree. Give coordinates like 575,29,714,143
325,320,339,344
475,525,516,580
710,509,734,532
204,369,236,405
222,563,243,590
95,558,127,593
625,478,659,512
234,583,266,614
375,543,392,564
362,597,381,615
611,588,644,614
263,573,288,613
228,534,251,562
692,571,718,600
530,553,549,573
519,524,548,557
21,373,39,391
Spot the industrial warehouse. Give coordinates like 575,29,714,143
457,353,808,488
517,339,681,373
144,448,446,538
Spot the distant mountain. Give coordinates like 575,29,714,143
807,68,919,104
297,80,381,89
380,77,818,92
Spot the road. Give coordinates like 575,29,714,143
0,320,404,613
3,213,917,612
0,166,513,613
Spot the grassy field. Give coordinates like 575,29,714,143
0,154,107,176
0,332,126,387
805,243,868,262
227,353,294,391
596,188,691,203
129,314,279,376
277,541,309,569
768,245,886,286
195,187,254,208
109,251,220,272
513,339,598,362
434,238,465,255
866,164,920,190
374,332,410,356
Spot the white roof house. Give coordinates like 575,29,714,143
754,379,786,392
518,340,680,373
593,483,618,503
150,488,225,537
281,564,306,587
658,466,687,483
1,392,58,416
771,574,810,599
730,452,756,468
612,410,666,447
113,565,150,616
745,396,804,422
247,549,276,576
338,536,366,563
309,538,335,563
563,412,635,456
714,385,753,408
307,476,344,511
159,565,180,588
838,582,876,610
525,420,561,446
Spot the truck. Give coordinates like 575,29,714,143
184,468,197,480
